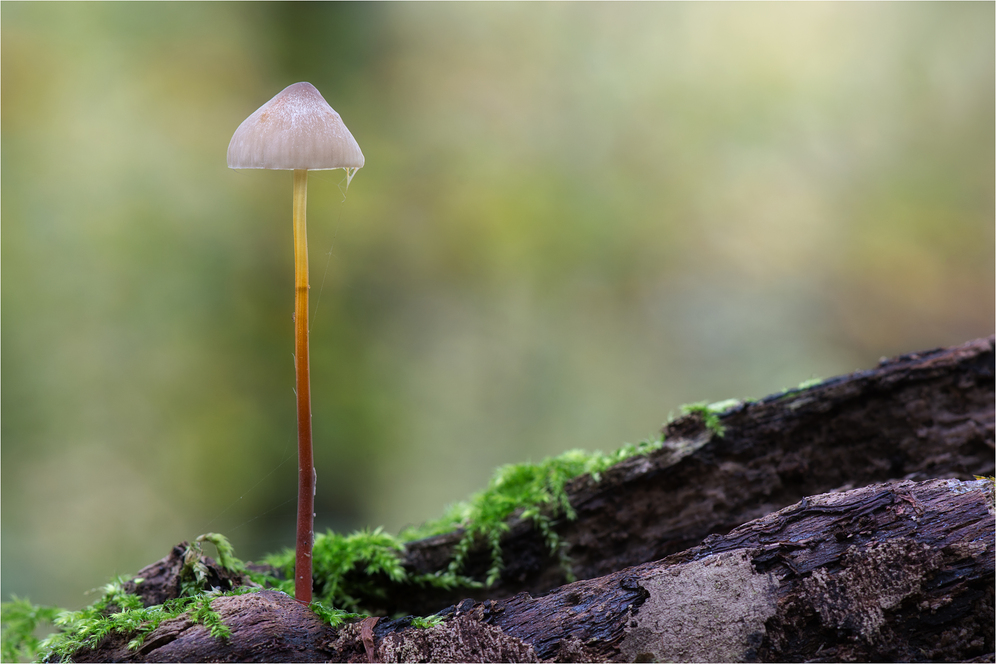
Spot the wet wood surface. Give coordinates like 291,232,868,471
392,336,994,615
72,477,994,662
66,337,996,662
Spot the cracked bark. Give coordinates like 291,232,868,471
391,336,994,615
66,337,995,663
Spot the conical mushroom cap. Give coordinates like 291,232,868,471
227,82,364,170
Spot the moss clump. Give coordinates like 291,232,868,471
257,438,663,608
2,438,665,660
675,401,735,437
4,534,259,663
308,600,360,628
257,527,473,613
194,532,246,575
410,614,444,629
179,533,247,598
794,377,824,391
36,581,257,662
401,438,663,585
1,597,61,663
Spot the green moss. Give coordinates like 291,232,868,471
1,597,61,663
255,526,479,613
7,535,259,663
772,376,826,401
409,615,444,629
159,532,250,601
195,532,246,575
400,438,663,585
252,437,664,612
309,600,361,628
2,437,665,660
189,595,232,640
259,527,412,612
794,377,824,391
675,401,734,437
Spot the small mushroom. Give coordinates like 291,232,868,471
228,82,363,604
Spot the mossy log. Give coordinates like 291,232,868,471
392,336,994,615
72,477,994,662
68,337,995,662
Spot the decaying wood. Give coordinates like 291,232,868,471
119,544,255,608
390,336,994,615
64,337,995,662
492,477,995,663
72,477,994,662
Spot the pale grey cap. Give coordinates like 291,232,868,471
227,82,364,170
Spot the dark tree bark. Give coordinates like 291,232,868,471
484,477,995,663
72,478,994,663
392,336,994,615
67,337,995,663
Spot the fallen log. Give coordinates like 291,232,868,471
117,338,992,617
392,336,995,615
71,477,995,662
486,477,995,663
56,337,996,662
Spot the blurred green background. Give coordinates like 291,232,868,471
2,3,993,610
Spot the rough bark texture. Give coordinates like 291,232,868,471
66,337,995,663
392,336,994,615
71,478,993,662
485,478,995,663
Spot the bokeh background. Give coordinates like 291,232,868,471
3,3,993,610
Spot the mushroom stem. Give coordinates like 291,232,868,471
292,168,315,604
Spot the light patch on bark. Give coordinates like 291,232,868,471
620,549,778,663
945,478,995,515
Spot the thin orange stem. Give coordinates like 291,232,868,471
292,168,314,604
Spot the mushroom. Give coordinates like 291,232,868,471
228,82,364,604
